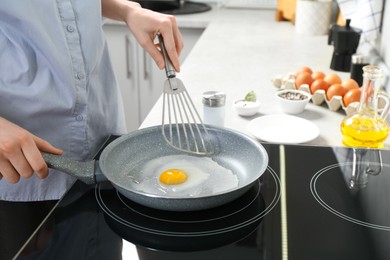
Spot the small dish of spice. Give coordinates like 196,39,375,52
276,89,311,114
234,91,261,117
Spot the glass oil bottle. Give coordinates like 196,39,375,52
341,65,390,148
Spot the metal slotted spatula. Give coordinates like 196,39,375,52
158,34,214,155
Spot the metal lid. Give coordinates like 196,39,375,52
352,54,368,64
202,91,226,107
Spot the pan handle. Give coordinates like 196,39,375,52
42,152,97,185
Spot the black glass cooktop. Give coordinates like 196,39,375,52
10,142,390,260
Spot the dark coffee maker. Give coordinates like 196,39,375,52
328,19,362,72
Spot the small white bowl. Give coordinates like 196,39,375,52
276,89,311,114
234,100,261,117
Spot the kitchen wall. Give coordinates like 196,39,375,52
378,1,389,67
375,1,390,91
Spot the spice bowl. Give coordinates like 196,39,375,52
276,89,311,114
234,100,261,117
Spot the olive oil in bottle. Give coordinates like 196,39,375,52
341,66,390,148
341,115,389,148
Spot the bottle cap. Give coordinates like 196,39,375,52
352,54,368,64
202,91,226,107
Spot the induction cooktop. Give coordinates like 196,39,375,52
12,143,390,260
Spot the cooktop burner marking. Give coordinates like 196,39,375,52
310,162,390,231
96,166,280,237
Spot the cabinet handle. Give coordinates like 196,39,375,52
143,50,149,80
125,35,132,79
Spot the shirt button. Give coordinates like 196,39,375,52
66,25,75,32
76,72,85,80
75,115,83,121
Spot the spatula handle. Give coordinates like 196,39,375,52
158,33,176,78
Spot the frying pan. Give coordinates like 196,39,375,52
43,125,268,211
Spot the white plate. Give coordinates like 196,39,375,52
247,114,320,144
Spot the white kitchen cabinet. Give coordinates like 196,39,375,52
103,23,204,132
103,24,140,132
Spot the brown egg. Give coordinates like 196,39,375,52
295,66,313,76
324,73,342,86
326,83,347,101
343,88,361,107
310,79,330,94
312,71,326,81
341,79,360,92
295,72,314,89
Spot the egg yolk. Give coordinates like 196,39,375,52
159,169,188,185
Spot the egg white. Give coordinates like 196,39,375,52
132,154,239,197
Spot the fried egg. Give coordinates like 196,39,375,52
131,154,239,197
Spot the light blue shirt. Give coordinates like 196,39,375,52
0,0,127,201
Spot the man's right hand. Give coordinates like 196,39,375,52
0,117,63,183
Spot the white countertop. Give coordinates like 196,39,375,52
139,7,390,148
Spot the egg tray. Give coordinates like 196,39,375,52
272,74,361,116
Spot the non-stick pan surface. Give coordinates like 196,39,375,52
98,125,268,211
